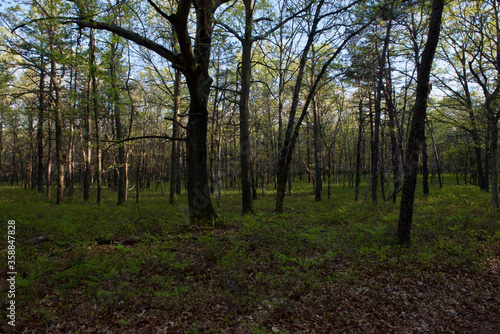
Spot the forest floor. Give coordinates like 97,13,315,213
0,178,499,333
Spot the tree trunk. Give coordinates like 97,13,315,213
67,59,76,198
313,96,322,201
398,0,444,246
110,42,127,205
239,0,254,214
422,132,429,195
386,81,399,203
90,29,102,204
372,18,392,204
37,61,46,194
427,121,442,188
170,70,181,203
185,83,217,222
0,120,3,181
489,115,499,208
355,97,363,201
83,62,92,201
47,115,52,198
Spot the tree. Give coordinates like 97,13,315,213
466,0,500,208
69,0,235,222
398,0,444,246
371,14,393,204
217,0,311,213
275,0,376,212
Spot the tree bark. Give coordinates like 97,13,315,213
169,70,181,204
489,114,499,208
47,108,52,197
239,0,255,214
355,97,363,201
422,132,429,195
372,18,392,204
313,96,322,201
0,120,3,181
180,3,218,223
67,58,76,198
426,121,442,188
110,42,127,205
83,56,92,201
385,69,400,203
37,61,46,194
398,0,444,246
90,29,102,204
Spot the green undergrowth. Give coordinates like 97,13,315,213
0,177,498,332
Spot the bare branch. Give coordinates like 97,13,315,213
67,18,182,69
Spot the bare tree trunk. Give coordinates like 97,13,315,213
87,29,102,204
398,0,444,246
426,121,442,188
67,57,76,198
110,42,127,205
313,96,322,201
489,115,499,208
386,80,400,203
355,97,363,201
422,132,429,195
47,116,52,198
238,0,255,214
372,18,392,204
37,61,46,194
0,119,3,181
170,70,181,203
47,5,64,204
83,41,92,201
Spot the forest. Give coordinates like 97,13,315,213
0,0,499,332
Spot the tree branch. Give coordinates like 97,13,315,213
67,18,182,69
146,0,175,25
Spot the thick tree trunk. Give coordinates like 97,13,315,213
398,0,444,246
185,85,217,222
239,1,254,214
172,0,218,223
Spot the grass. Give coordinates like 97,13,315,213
0,176,499,333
